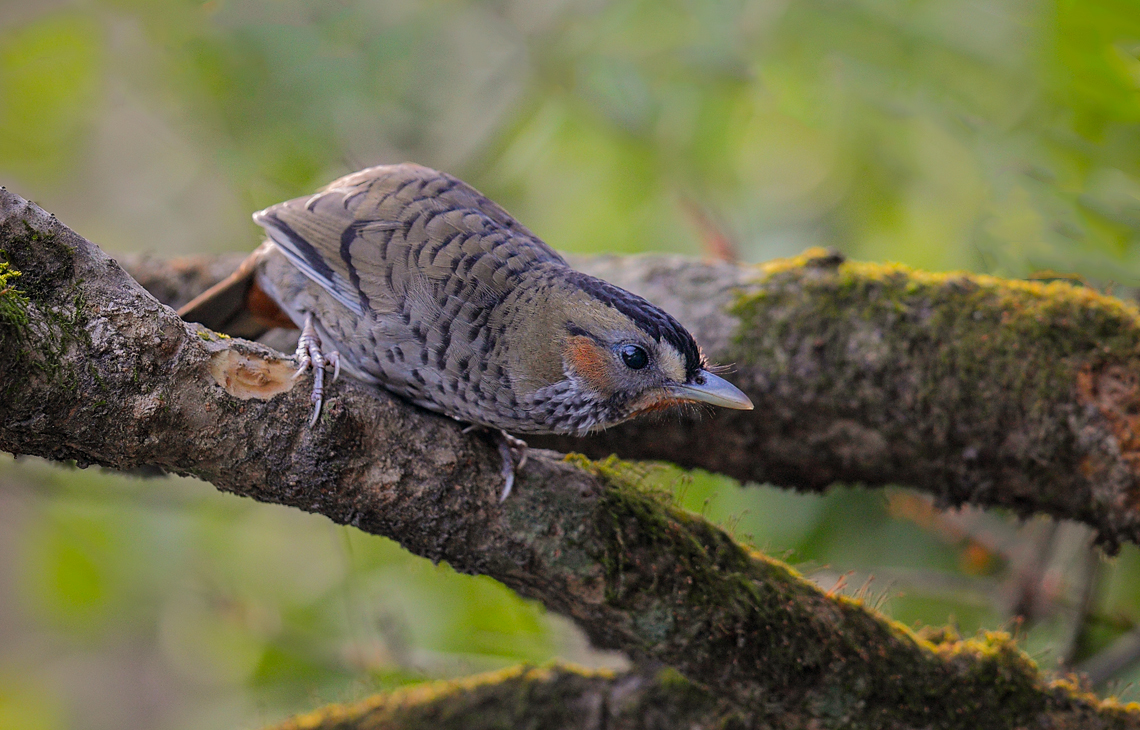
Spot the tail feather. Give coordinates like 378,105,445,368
178,248,295,339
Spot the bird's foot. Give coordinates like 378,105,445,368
293,314,341,427
463,425,528,501
496,430,528,502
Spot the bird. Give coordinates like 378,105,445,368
178,163,753,498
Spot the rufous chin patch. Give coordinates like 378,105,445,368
628,390,686,417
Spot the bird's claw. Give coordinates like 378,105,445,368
497,430,528,502
462,425,523,499
293,314,340,427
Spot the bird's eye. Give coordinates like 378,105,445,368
619,344,649,370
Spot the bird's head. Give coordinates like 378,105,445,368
512,271,753,435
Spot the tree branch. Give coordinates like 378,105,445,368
124,244,1140,552
2,189,1138,727
264,665,733,730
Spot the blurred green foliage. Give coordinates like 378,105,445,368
0,14,103,183
0,0,1138,728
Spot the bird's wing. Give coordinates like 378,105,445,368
252,163,566,317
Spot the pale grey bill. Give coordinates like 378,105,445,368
669,370,754,410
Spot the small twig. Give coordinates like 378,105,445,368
1078,628,1140,687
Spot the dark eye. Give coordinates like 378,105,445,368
619,344,649,370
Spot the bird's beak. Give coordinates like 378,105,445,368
669,371,754,410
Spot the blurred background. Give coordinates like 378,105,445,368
1,0,1139,727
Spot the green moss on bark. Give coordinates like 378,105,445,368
738,249,1140,396
264,664,731,730
0,258,30,342
566,452,1140,728
0,218,101,425
720,249,1140,548
0,222,76,300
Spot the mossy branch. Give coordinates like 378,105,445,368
123,246,1140,551
539,253,1140,553
2,189,1139,727
263,664,733,730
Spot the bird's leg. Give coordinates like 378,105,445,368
502,431,528,471
496,430,528,502
293,314,341,427
462,425,528,501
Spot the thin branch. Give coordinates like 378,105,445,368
1079,629,1140,687
1,189,1137,727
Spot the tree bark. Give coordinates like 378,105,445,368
125,247,1140,552
2,188,1138,728
262,664,734,730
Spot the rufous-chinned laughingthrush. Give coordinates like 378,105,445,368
179,163,753,498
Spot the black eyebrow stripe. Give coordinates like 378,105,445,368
565,322,604,345
561,270,704,379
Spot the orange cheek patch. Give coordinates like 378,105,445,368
564,336,617,396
